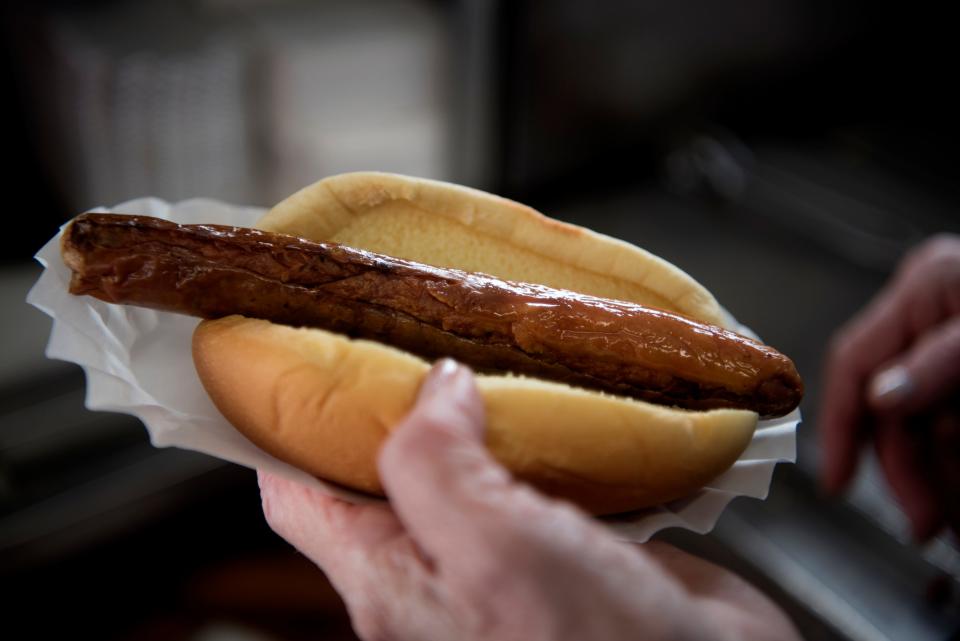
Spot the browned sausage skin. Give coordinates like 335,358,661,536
62,213,803,417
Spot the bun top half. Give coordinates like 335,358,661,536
257,172,729,328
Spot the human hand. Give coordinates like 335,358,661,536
258,359,800,641
819,234,960,540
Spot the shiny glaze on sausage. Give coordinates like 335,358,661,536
62,213,803,416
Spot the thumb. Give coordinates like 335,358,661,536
868,318,960,417
378,359,515,565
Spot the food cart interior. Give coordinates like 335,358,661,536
1,1,958,639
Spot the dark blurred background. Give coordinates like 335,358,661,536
3,1,960,639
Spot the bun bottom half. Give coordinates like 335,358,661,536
193,315,757,515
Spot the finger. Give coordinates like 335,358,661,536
378,359,524,566
818,284,912,493
844,235,960,378
257,470,406,574
819,238,959,492
258,472,445,641
818,346,868,493
868,318,960,417
878,234,960,342
872,420,943,542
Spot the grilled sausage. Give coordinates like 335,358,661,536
62,213,803,417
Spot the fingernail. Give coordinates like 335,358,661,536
418,358,462,401
869,365,914,409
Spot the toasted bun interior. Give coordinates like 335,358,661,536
256,172,729,328
194,316,758,514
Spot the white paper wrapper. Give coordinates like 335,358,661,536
27,198,800,541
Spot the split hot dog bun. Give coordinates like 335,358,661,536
191,172,774,514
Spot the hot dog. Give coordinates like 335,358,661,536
60,172,802,514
